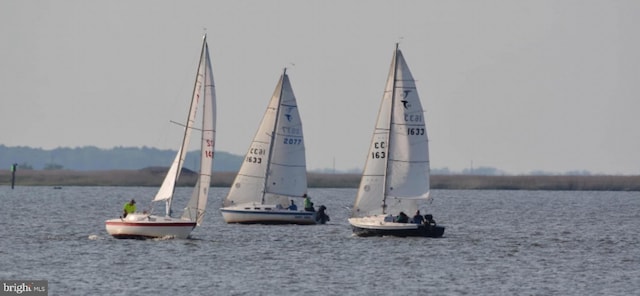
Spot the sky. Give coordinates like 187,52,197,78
1,1,639,175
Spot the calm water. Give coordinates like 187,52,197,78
0,186,638,295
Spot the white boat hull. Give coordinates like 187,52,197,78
105,213,196,239
348,215,444,238
220,204,316,225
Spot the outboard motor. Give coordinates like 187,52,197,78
316,205,330,224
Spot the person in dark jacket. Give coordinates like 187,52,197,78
288,200,298,211
412,210,425,224
395,211,409,223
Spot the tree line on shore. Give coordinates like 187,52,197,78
1,169,639,191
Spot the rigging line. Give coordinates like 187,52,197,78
169,120,185,126
169,120,214,132
381,44,400,214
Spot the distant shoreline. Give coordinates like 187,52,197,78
2,169,639,191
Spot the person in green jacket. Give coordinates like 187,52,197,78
122,199,136,218
303,194,314,212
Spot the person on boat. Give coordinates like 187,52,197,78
303,194,315,212
424,214,436,226
316,205,330,224
395,211,409,223
412,210,425,224
288,200,298,211
122,199,136,218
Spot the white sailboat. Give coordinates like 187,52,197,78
348,44,445,237
105,35,216,239
220,69,316,225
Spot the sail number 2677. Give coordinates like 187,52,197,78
283,138,302,145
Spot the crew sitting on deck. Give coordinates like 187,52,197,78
288,200,298,211
303,194,314,212
395,211,409,223
122,199,136,218
412,210,425,224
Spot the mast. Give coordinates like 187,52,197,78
260,68,287,204
381,43,400,215
166,34,208,216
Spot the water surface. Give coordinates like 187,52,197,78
1,186,638,295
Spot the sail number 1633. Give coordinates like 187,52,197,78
407,128,425,135
371,141,386,159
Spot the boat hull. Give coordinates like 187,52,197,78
220,204,316,225
105,214,196,239
348,216,445,238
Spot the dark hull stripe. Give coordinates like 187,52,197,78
220,209,315,217
231,220,316,225
105,222,196,227
352,225,445,238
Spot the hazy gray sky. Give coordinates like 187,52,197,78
1,1,639,174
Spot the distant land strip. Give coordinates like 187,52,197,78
1,168,639,191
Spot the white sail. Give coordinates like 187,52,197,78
223,70,307,207
182,39,216,224
352,45,430,218
153,147,184,203
153,35,209,215
105,34,217,239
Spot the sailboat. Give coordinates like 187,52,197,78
105,35,216,239
220,69,316,225
348,44,445,238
